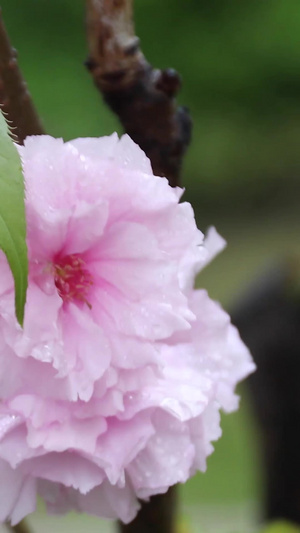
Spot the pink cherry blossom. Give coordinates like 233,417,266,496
0,134,254,525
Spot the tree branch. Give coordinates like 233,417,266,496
6,521,32,533
85,0,192,187
0,10,44,144
120,487,177,533
86,1,192,532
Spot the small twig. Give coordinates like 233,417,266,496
85,0,192,187
0,10,44,144
6,521,32,533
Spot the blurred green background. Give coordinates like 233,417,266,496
2,1,300,531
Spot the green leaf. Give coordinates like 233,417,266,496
0,111,28,326
259,521,300,533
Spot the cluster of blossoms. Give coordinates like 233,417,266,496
0,134,254,525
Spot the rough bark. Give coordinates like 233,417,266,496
85,0,192,187
0,10,44,144
85,1,193,532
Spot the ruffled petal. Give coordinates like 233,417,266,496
0,460,35,525
128,411,195,497
60,304,111,401
0,133,254,525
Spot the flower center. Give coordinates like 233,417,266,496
54,254,93,307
